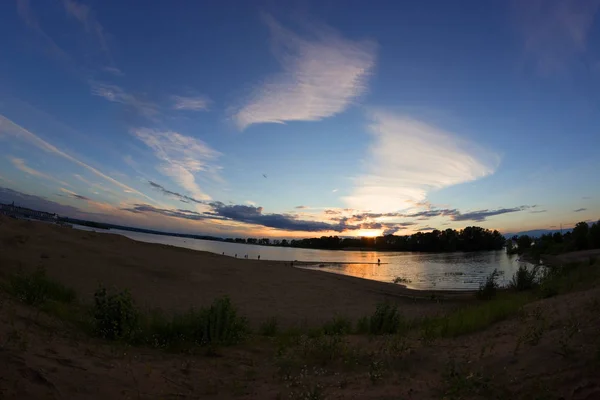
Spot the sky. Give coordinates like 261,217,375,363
0,0,599,239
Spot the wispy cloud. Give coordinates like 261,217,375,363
530,209,548,214
132,128,222,201
171,95,211,111
332,188,338,193
90,82,159,119
103,66,124,76
60,187,91,201
9,156,69,186
295,205,309,209
233,14,376,130
16,0,72,64
0,114,156,204
62,0,112,64
515,0,600,74
345,111,499,212
148,181,205,204
574,208,587,212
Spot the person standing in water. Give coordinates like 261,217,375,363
377,258,381,265
258,255,260,260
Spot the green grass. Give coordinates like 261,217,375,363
140,296,249,348
321,315,353,335
421,292,533,338
356,300,411,335
6,267,76,305
259,317,280,336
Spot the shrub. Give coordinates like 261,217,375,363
363,301,406,335
146,296,249,347
93,286,140,340
259,317,279,336
476,269,499,300
509,265,540,291
8,268,76,305
322,316,352,335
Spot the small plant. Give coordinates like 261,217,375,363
557,317,580,358
365,300,406,335
509,265,540,291
259,317,279,336
368,358,385,384
93,286,140,341
322,315,352,335
393,276,412,284
476,269,499,300
8,268,76,305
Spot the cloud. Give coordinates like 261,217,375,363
451,206,533,222
16,0,72,64
295,205,309,209
0,115,156,204
132,128,222,201
8,156,71,187
530,209,548,214
345,112,499,212
515,0,600,74
60,187,91,201
574,208,587,212
90,82,159,119
103,66,124,76
148,181,206,204
332,188,338,193
62,0,112,64
171,95,211,111
233,15,376,130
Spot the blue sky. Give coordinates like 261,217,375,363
0,0,598,238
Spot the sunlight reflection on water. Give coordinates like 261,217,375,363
74,225,531,291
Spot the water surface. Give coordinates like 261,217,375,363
74,225,530,291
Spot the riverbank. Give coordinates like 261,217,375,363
0,217,466,328
2,215,600,399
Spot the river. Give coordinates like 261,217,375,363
73,225,531,291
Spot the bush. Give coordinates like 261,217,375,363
509,265,540,291
8,268,76,305
93,286,140,340
259,317,279,336
322,316,353,335
146,296,249,347
361,301,407,335
476,269,499,300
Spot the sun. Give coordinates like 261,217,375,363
355,229,381,238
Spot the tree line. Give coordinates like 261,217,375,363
224,226,506,252
509,220,600,255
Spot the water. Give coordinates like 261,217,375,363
73,225,531,291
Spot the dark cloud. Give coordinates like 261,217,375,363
148,181,206,204
66,193,92,201
324,209,340,215
208,202,349,232
530,210,547,214
295,205,309,209
451,206,533,222
123,204,212,221
417,227,437,232
574,208,587,212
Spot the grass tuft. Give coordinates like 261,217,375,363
7,267,76,305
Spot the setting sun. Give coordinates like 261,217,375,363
356,229,381,238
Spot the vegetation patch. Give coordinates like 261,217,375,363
7,267,76,306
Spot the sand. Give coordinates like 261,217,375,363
0,217,461,327
1,216,600,399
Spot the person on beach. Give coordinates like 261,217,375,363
235,254,237,258
378,258,380,265
258,255,260,260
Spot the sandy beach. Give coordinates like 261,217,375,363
0,217,462,327
1,216,599,399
